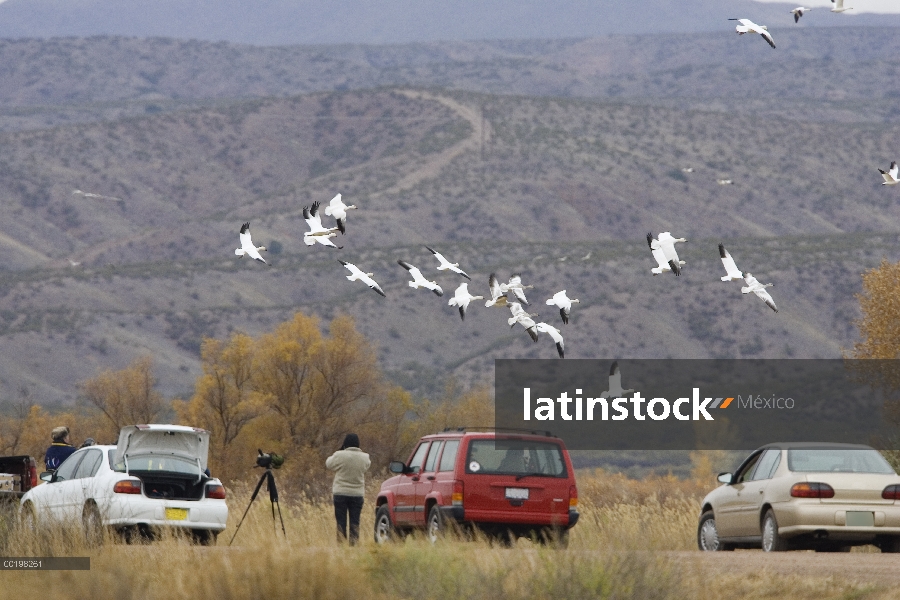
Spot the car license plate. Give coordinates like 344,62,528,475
505,487,529,500
846,511,874,527
165,508,188,521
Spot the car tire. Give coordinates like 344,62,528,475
20,501,37,532
427,505,447,544
538,527,569,549
878,537,900,553
374,505,396,544
761,509,789,552
697,511,734,551
82,502,104,547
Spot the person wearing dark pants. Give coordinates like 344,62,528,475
325,433,371,546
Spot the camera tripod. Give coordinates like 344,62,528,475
229,466,286,545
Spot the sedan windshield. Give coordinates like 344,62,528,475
788,449,895,474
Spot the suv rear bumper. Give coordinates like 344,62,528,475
441,506,580,530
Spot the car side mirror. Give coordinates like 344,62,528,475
717,472,733,485
40,471,54,483
389,461,407,474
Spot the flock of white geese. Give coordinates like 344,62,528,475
233,193,794,360
733,0,860,49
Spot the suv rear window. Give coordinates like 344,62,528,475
466,439,567,477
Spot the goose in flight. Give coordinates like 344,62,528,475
235,222,270,265
658,232,687,270
397,260,443,296
504,273,533,305
486,273,511,307
718,244,744,281
546,290,579,325
600,361,635,399
718,179,734,185
742,273,778,313
682,167,694,173
535,322,565,358
323,193,357,234
729,19,776,49
303,201,342,248
879,161,899,186
790,7,811,22
425,246,471,280
339,260,385,297
507,302,539,342
830,0,852,13
448,282,483,321
647,233,679,276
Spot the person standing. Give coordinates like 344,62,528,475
325,433,371,546
44,426,77,471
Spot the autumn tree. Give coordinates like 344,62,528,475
79,356,164,442
175,333,265,482
851,258,900,359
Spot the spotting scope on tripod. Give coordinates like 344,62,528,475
229,450,286,545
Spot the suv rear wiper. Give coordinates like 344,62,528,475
515,472,555,481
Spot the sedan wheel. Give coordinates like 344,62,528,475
20,502,37,533
697,511,733,551
82,502,104,547
761,509,789,552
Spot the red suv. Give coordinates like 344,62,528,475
374,428,579,546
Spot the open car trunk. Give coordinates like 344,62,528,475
133,472,212,501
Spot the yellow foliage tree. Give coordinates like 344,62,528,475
79,356,164,442
852,258,900,359
175,333,265,482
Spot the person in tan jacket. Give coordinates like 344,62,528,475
325,433,371,545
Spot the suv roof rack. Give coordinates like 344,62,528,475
441,426,554,437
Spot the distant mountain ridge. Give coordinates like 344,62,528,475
1,0,898,45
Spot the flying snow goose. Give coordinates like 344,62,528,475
303,201,342,248
235,222,270,265
503,274,533,305
718,244,744,281
742,273,778,313
535,322,565,358
728,19,776,49
790,7,811,22
546,290,579,325
506,302,539,342
397,260,443,296
830,0,852,13
648,233,678,276
657,232,687,269
425,246,471,280
879,161,899,186
323,193,357,234
448,282,483,321
718,179,734,185
339,260,385,297
485,273,511,307
600,361,635,399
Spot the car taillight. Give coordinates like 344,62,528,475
569,484,578,508
452,480,464,506
113,480,142,494
790,482,835,498
882,485,900,500
206,484,226,499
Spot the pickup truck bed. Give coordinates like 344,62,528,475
0,456,38,520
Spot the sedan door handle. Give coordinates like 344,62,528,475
426,476,436,481
759,489,764,494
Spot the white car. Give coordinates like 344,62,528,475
21,424,228,544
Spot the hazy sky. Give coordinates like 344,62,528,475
752,0,900,13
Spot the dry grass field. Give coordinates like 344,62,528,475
2,470,900,599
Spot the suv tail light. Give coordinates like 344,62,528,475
452,480,464,506
113,479,142,495
206,484,226,499
569,484,578,508
883,485,900,500
790,482,835,498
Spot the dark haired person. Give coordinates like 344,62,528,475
44,426,77,471
325,433,371,546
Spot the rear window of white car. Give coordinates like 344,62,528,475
112,454,200,475
788,449,895,474
466,439,566,477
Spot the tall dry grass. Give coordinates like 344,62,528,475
0,471,894,600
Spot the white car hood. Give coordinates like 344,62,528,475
115,425,209,471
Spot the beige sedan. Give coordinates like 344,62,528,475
698,443,900,552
